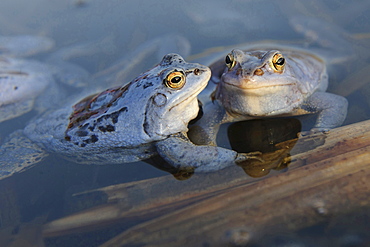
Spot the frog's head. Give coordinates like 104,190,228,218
220,49,297,93
142,54,211,138
66,54,210,143
217,49,305,116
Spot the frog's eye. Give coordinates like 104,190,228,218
164,71,186,89
225,53,236,69
271,53,285,72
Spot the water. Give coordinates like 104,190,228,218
0,0,370,246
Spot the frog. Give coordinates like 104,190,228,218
0,56,56,122
0,35,94,123
189,45,348,146
0,54,87,123
0,35,55,122
0,54,259,180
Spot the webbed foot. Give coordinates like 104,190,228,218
298,128,329,138
235,151,263,163
0,130,47,180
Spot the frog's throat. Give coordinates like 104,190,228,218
168,83,206,112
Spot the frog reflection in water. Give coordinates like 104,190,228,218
190,47,348,146
0,54,259,178
226,118,327,178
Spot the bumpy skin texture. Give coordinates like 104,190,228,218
190,48,348,145
0,54,257,179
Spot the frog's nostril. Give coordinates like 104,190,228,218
194,68,200,75
254,69,264,76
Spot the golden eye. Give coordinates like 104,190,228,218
271,53,285,72
225,53,236,69
164,71,185,89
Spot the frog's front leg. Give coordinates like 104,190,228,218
188,101,230,146
301,91,348,132
155,133,259,172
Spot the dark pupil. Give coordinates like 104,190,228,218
276,57,285,65
225,55,232,65
171,76,181,84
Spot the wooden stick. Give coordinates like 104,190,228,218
99,120,370,247
43,120,370,246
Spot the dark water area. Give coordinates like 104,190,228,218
0,0,370,246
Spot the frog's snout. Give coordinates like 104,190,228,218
236,67,252,77
193,66,211,80
237,67,264,78
194,64,211,75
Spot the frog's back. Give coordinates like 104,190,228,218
24,82,156,163
64,83,154,148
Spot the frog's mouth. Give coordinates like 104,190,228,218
223,80,295,90
145,84,206,138
168,86,204,112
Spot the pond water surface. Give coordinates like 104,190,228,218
0,0,369,246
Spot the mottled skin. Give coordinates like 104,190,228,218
0,54,257,178
190,48,348,145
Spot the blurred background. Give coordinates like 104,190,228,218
0,0,369,246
